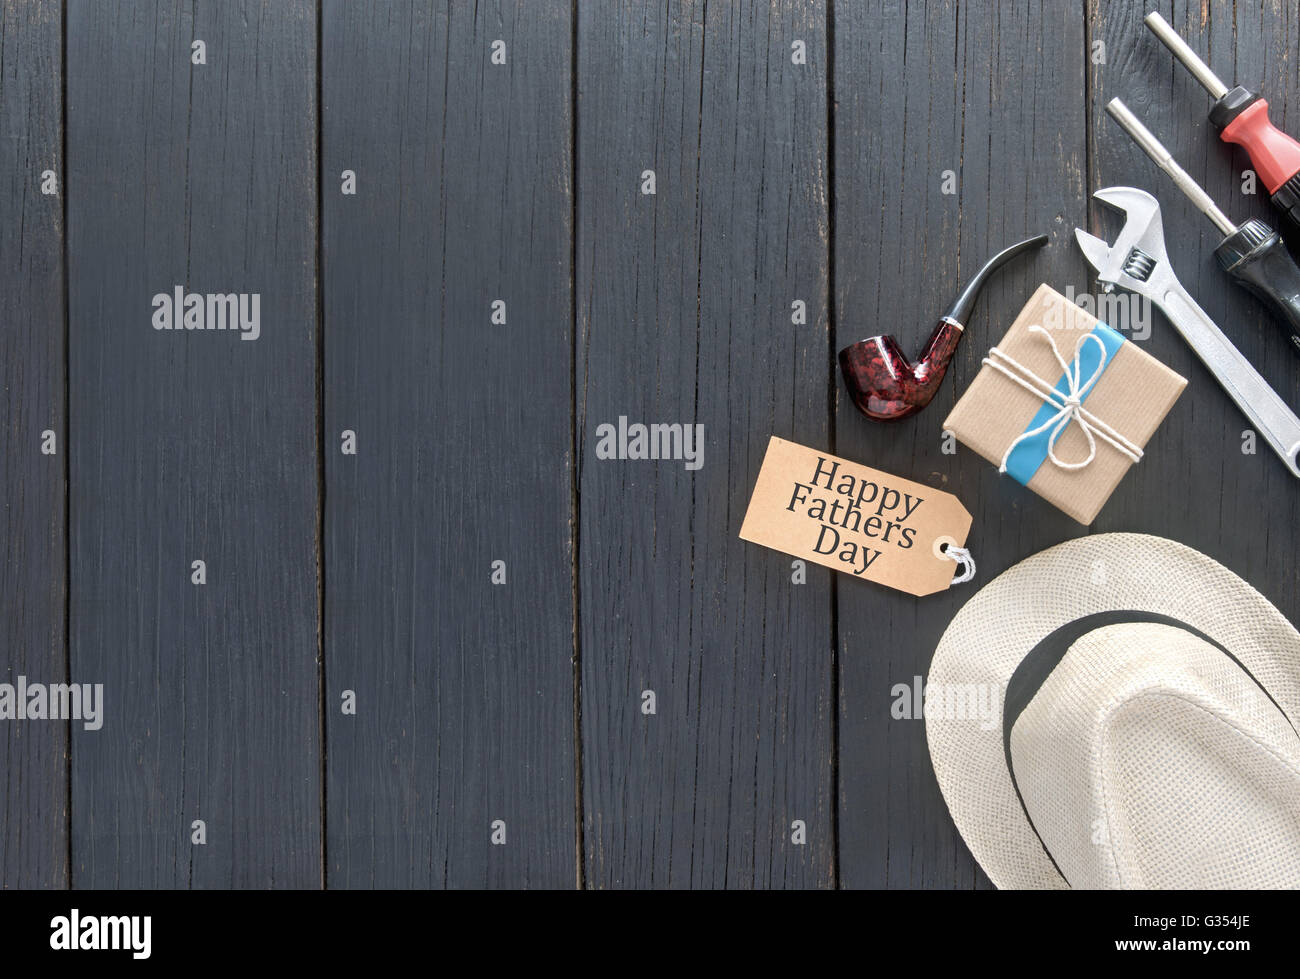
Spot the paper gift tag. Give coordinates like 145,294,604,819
739,436,973,596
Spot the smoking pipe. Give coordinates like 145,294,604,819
838,234,1049,421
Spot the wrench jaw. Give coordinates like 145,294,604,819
1074,229,1127,289
1074,187,1169,295
1092,186,1162,229
1075,228,1155,295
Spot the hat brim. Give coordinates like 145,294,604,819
926,533,1300,889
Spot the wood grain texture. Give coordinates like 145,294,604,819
322,0,577,888
833,0,1088,888
576,0,834,888
66,0,320,887
0,0,66,889
2,0,1297,892
1087,3,1300,668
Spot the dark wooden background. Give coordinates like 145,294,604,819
2,0,1298,889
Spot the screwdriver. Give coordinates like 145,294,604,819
1145,12,1300,232
1109,98,1300,356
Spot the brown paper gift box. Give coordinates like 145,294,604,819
944,284,1187,525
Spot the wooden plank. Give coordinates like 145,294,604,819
0,0,66,889
66,0,320,887
321,0,576,887
833,0,1088,887
1087,4,1300,652
577,0,834,888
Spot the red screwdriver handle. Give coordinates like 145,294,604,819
1220,99,1300,194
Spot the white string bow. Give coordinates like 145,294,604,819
982,325,1143,474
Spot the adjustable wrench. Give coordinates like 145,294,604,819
1075,187,1300,478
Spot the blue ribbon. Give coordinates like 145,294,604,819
1002,323,1126,486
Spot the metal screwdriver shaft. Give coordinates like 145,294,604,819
1106,98,1236,235
1144,12,1228,100
1143,10,1300,232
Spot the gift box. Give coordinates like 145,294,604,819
944,284,1187,524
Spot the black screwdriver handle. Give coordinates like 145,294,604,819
1271,174,1300,235
1215,219,1300,356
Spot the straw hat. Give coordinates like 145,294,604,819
926,533,1300,889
